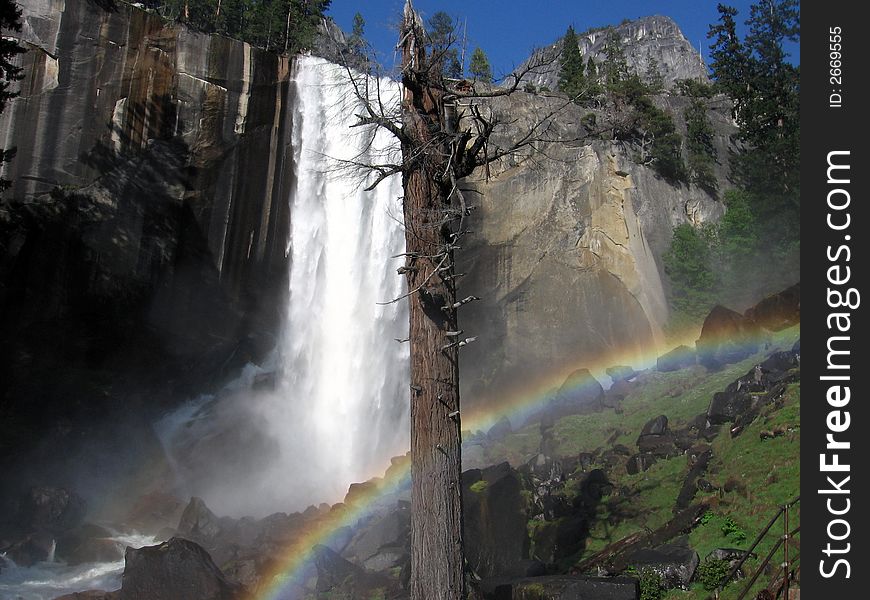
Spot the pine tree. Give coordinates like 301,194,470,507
427,11,462,79
684,97,718,193
644,50,665,92
707,4,747,100
740,0,799,198
348,11,365,51
283,0,333,53
602,29,629,90
558,25,585,102
468,46,492,83
664,224,717,321
584,58,601,97
707,0,799,239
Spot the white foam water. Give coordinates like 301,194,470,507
158,56,410,517
0,533,156,600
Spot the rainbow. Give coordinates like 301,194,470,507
253,322,796,599
254,458,413,599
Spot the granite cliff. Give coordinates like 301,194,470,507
1,1,731,500
457,91,731,409
0,0,294,491
519,15,709,91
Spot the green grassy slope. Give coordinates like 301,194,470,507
481,325,800,598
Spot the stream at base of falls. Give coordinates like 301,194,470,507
0,532,156,600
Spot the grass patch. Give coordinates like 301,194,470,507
469,480,489,494
481,326,800,599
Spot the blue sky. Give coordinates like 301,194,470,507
326,0,799,78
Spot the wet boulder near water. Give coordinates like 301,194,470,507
119,537,243,600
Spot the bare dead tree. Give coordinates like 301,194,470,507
323,2,597,597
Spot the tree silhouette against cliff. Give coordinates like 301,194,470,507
332,1,586,597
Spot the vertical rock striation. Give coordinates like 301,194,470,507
0,0,295,504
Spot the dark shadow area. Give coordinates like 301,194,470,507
0,91,288,533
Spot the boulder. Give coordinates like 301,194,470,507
626,453,657,475
705,548,757,582
640,415,669,437
577,452,596,472
482,576,639,599
463,463,530,577
707,389,753,426
577,469,612,504
528,516,590,566
744,282,800,331
57,523,125,565
759,351,799,377
312,544,366,593
119,538,243,600
342,502,409,572
656,346,696,372
612,444,632,457
176,497,222,542
637,433,678,458
629,543,699,590
306,544,396,598
548,369,605,418
2,530,56,566
672,429,696,451
675,449,713,511
706,548,757,563
695,305,759,368
604,379,634,407
125,492,185,534
22,487,86,535
606,365,637,383
699,423,721,442
706,351,798,427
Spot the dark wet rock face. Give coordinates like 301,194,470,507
342,502,410,572
23,487,87,535
0,486,87,565
629,543,699,590
626,453,657,475
119,538,243,600
0,0,293,507
463,463,531,578
706,351,799,433
696,305,760,369
745,282,800,331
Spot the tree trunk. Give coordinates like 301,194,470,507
400,3,466,599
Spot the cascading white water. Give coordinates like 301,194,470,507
279,56,410,502
0,532,157,600
157,56,410,517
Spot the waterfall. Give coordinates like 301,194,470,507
277,56,410,505
158,57,409,517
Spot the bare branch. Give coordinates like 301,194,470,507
378,252,450,306
443,296,479,310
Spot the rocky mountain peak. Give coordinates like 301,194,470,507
519,14,709,91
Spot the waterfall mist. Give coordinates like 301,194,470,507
158,57,409,517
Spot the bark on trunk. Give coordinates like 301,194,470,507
400,3,466,599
